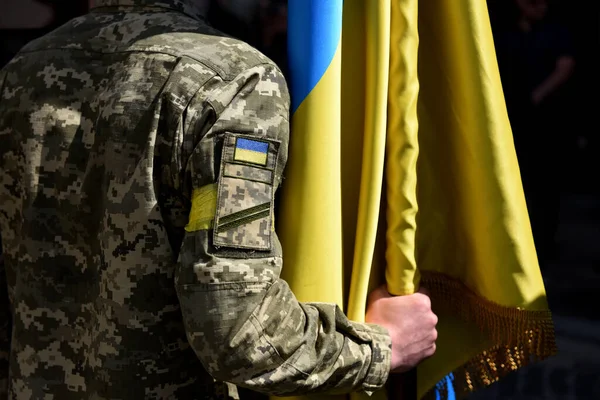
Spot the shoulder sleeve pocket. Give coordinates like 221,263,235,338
213,133,281,250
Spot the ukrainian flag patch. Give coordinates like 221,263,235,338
234,138,269,166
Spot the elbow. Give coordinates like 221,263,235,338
191,314,284,386
178,284,280,384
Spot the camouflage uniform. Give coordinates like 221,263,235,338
0,1,391,399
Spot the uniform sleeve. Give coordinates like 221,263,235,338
175,63,391,396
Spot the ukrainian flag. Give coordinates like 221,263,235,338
281,0,390,317
280,0,392,330
279,0,345,312
278,0,555,399
278,1,390,400
234,138,269,166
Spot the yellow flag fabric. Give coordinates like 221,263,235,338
279,0,556,399
410,1,556,397
278,1,389,399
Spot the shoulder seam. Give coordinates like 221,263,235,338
201,62,283,118
184,61,286,146
17,44,274,82
16,46,234,80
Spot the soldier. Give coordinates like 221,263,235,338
0,1,437,398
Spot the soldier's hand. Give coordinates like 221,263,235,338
365,285,438,373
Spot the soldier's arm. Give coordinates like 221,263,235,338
175,63,391,396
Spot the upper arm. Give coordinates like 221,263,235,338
180,62,290,251
172,63,391,395
175,61,291,294
173,61,292,377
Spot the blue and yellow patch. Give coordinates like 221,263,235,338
234,138,269,166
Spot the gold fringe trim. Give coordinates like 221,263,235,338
420,271,557,400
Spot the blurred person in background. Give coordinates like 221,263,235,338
257,0,288,77
208,0,260,48
495,0,575,265
208,0,287,75
0,0,88,67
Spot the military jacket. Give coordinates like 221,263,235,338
0,1,391,398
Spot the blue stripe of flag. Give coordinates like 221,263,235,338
287,0,343,113
236,138,269,153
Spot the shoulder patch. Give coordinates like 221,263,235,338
213,133,281,250
234,137,269,166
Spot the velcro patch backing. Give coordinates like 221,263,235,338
213,133,281,250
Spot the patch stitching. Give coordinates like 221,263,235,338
227,160,274,172
222,162,274,185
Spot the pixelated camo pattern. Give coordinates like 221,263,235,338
0,1,390,399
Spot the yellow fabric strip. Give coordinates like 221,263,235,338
274,40,345,400
184,183,217,232
278,42,344,308
385,0,421,296
234,148,268,165
346,0,390,325
339,0,367,310
348,2,391,398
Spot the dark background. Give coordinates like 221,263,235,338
1,1,598,399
